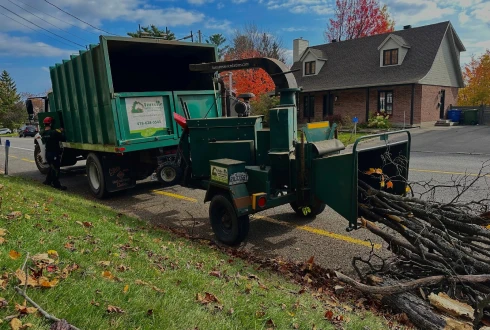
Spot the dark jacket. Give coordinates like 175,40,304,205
41,128,65,153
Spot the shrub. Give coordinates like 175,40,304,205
367,112,391,129
250,94,280,126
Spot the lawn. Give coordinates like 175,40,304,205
0,176,393,330
337,132,367,146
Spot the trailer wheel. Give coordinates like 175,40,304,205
209,194,249,245
290,201,326,218
86,153,108,199
34,144,49,175
156,163,182,186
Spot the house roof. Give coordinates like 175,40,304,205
300,48,326,62
291,21,464,92
377,34,410,50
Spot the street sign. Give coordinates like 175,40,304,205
352,117,359,124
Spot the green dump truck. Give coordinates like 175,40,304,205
33,36,221,197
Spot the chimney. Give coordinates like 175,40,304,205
403,25,412,30
293,38,309,63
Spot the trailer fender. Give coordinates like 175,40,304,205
204,183,251,216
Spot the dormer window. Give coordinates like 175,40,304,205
383,49,399,66
305,61,316,75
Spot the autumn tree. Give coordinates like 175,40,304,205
325,0,395,42
224,49,275,97
458,50,490,106
227,23,286,62
206,33,229,60
127,25,176,40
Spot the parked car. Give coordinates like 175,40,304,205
0,128,12,135
18,125,37,137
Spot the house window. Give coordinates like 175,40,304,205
378,91,393,115
303,95,315,118
383,49,398,66
323,94,333,116
305,61,316,75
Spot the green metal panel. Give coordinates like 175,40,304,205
245,166,270,195
45,36,219,153
312,153,357,227
269,107,294,152
256,129,270,165
116,92,177,145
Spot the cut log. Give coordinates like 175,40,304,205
428,292,475,321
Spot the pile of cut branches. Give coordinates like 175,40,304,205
338,161,490,330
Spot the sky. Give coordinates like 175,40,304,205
0,0,489,95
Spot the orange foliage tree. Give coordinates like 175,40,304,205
223,49,275,97
325,0,395,42
458,50,490,106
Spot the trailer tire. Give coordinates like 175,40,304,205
86,153,108,199
34,144,49,175
290,201,326,218
156,163,182,186
209,194,249,245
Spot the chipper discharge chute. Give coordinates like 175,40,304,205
173,57,411,245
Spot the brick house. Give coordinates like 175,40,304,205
291,21,466,126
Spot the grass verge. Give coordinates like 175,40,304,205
1,176,393,330
337,132,367,146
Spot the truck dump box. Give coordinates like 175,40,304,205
48,36,220,153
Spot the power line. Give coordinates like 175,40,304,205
42,0,118,36
13,0,100,36
0,10,78,48
0,4,85,48
7,0,92,43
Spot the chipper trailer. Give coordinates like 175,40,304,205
31,36,223,198
169,57,412,245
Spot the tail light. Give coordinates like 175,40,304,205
252,193,267,210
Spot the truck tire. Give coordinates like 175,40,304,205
209,194,250,245
290,200,326,218
34,144,49,175
86,153,108,199
156,163,182,186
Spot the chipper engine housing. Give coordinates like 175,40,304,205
175,57,411,245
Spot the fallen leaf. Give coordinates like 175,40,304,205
24,214,31,220
117,264,129,272
97,261,111,267
15,303,37,315
209,271,221,278
7,211,22,219
255,310,265,317
364,168,375,175
61,264,79,279
10,318,22,330
135,279,149,286
9,250,21,260
146,309,153,316
31,253,54,264
0,237,5,245
0,297,7,308
375,168,383,174
76,221,93,228
106,305,125,314
39,277,59,288
196,292,220,305
386,181,394,189
101,271,114,280
0,228,6,236
15,269,38,287
90,300,100,307
47,250,58,259
266,319,276,328
46,265,58,273
123,285,129,293
325,310,334,320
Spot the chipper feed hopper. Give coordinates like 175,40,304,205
173,57,411,245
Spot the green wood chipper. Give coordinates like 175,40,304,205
171,57,411,245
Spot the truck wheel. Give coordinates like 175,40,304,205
290,200,326,218
209,194,250,245
34,144,49,175
156,163,182,186
86,153,108,199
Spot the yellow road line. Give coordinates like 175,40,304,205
253,215,381,249
152,190,198,202
411,168,490,177
152,189,379,249
10,155,18,159
21,158,35,163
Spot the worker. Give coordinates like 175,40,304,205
41,117,67,190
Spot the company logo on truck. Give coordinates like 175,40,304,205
125,97,167,137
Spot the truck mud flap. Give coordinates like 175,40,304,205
102,155,136,192
312,131,410,231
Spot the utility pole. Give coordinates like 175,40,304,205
138,24,141,37
190,31,194,42
198,30,202,43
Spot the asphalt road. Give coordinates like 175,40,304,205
1,125,488,275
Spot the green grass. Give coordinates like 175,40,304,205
0,176,391,330
0,133,16,138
